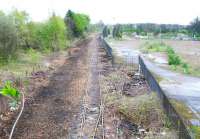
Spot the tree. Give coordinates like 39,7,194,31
102,26,110,38
189,17,200,37
64,10,90,38
9,10,30,48
112,24,122,38
0,14,18,63
64,10,76,38
36,14,67,51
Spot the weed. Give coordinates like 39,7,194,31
181,62,190,74
26,48,42,63
141,41,192,75
141,41,169,53
168,53,181,65
191,125,200,138
0,81,20,101
167,47,181,66
0,81,21,109
171,100,194,120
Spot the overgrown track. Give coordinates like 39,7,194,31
69,35,111,138
2,35,111,139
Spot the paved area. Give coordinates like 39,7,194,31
108,39,200,127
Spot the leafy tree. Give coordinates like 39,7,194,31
9,10,30,48
0,14,18,63
64,10,76,38
37,14,67,51
25,21,42,49
189,17,200,37
120,23,186,36
64,10,90,38
113,24,122,38
102,26,110,38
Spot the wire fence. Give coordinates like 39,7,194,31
138,55,195,139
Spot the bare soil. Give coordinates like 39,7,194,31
0,35,107,139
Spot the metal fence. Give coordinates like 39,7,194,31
139,56,193,139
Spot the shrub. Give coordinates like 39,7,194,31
0,14,18,64
167,47,181,65
182,62,190,74
168,53,181,65
37,14,67,51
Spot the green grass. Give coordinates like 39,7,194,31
142,41,191,75
141,41,169,53
191,125,200,138
0,49,47,77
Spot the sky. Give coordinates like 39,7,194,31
0,0,200,25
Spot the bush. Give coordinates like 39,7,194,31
36,14,68,51
182,62,190,74
0,14,18,64
168,53,181,65
167,47,181,65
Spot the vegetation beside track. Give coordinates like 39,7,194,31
100,63,177,138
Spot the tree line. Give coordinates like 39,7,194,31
102,17,200,39
0,9,90,64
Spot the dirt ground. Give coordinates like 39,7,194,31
0,35,108,139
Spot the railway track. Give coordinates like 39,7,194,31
69,36,108,139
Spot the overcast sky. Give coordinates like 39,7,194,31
0,0,200,25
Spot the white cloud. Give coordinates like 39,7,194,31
0,0,200,25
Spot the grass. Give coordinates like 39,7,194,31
141,41,192,75
191,126,200,138
117,93,167,127
100,66,177,138
0,49,47,78
141,41,169,53
170,100,194,120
